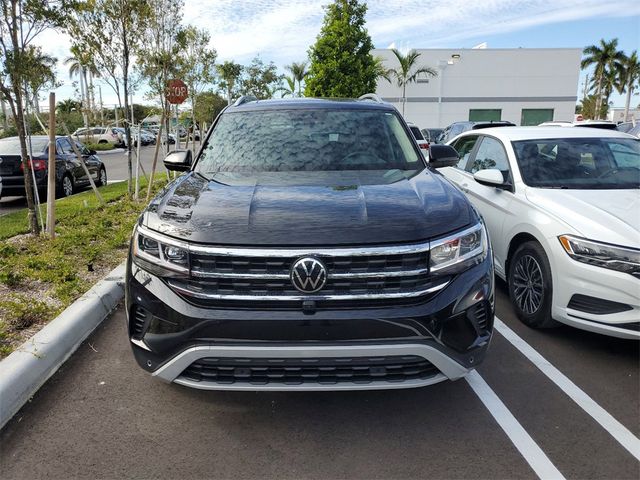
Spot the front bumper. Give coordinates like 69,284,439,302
550,243,640,340
125,253,494,390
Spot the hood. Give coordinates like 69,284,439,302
525,188,640,248
142,170,476,246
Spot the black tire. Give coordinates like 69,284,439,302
57,174,74,198
96,167,107,187
507,241,558,328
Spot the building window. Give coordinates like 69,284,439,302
521,109,554,126
469,109,501,122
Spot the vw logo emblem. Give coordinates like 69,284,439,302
290,257,327,293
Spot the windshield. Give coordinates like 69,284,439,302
512,137,640,189
0,138,48,155
195,109,423,176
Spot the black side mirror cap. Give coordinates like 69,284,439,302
163,149,192,172
89,149,97,155
428,144,459,168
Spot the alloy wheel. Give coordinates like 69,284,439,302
512,254,544,314
62,176,73,197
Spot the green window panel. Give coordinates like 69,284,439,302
521,109,554,126
469,109,502,122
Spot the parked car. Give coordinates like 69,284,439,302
0,136,107,198
421,128,443,144
440,127,639,339
126,96,494,390
616,122,636,134
437,121,515,144
626,124,640,138
407,122,429,156
0,175,3,199
539,120,618,130
72,127,120,145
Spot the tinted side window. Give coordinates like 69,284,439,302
468,136,510,181
410,127,424,141
58,138,73,154
450,135,480,169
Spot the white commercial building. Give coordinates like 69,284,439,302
373,48,582,129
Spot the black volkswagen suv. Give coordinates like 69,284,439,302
126,96,494,391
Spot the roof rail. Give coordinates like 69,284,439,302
358,93,384,104
233,95,257,107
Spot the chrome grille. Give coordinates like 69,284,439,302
167,240,450,306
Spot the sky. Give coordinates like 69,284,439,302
36,0,640,109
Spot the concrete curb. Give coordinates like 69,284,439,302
0,262,126,430
97,148,127,155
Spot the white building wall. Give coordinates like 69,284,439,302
373,48,582,128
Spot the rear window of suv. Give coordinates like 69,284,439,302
196,109,422,175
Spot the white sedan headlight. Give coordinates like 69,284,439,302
559,235,640,278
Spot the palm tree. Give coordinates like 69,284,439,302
384,49,437,116
285,62,308,96
278,76,297,98
57,98,81,114
64,49,100,120
581,39,625,119
619,51,640,122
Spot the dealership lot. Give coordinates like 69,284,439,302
1,280,637,479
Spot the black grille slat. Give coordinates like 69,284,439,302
181,356,439,385
567,294,633,315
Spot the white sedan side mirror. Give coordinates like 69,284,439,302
474,169,505,187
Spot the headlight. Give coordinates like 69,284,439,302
133,226,189,276
559,235,640,277
430,222,489,274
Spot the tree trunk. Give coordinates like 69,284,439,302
594,73,603,120
0,95,8,130
402,83,406,116
623,83,633,122
227,85,232,105
13,85,39,234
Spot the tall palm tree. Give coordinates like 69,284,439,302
619,51,640,122
64,50,101,120
581,39,625,119
384,49,437,116
285,62,308,97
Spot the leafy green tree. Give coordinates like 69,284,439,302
581,39,625,119
285,61,307,96
193,91,227,125
384,48,436,116
241,57,281,99
619,51,640,122
579,94,609,120
216,61,243,105
68,0,152,196
304,0,378,98
0,0,64,234
177,25,217,132
57,98,81,114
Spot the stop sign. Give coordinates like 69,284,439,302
166,79,188,104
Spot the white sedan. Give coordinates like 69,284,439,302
440,127,639,339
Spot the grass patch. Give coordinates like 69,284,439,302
0,178,168,358
86,142,116,151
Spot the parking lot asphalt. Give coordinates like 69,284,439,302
1,281,638,480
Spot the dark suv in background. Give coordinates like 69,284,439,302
126,95,494,391
437,120,515,144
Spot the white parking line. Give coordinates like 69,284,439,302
466,370,565,480
494,317,640,462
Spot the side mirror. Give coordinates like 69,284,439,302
163,149,192,172
428,144,459,168
474,169,511,190
89,149,97,155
